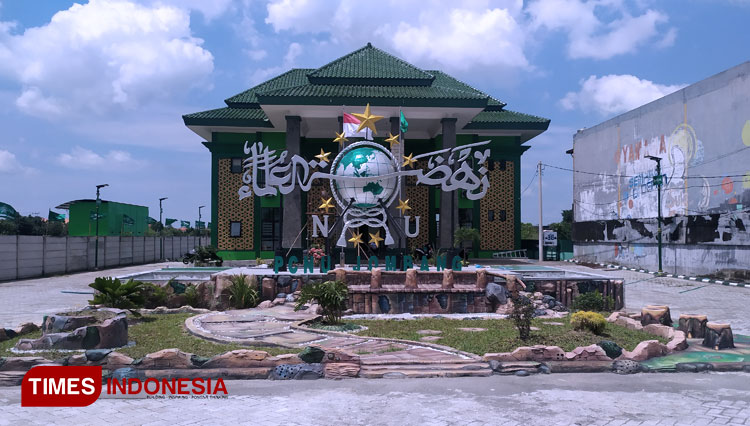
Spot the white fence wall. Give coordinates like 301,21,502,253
0,236,209,281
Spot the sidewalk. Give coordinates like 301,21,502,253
0,262,180,328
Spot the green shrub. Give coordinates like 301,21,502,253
140,283,168,309
88,277,145,310
571,290,615,312
294,280,348,325
228,274,258,309
196,245,223,265
185,285,199,308
570,311,607,335
509,295,536,340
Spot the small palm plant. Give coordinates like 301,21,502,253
88,277,145,310
228,274,259,309
294,280,348,324
454,226,481,260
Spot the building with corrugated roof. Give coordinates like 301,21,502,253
183,43,549,260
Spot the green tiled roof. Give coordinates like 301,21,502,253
464,110,550,130
428,71,506,109
224,69,313,107
183,107,272,127
307,43,434,86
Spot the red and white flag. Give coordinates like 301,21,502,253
343,113,368,138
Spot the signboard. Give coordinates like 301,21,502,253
652,174,664,186
543,230,557,247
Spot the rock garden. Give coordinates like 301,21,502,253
2,267,749,386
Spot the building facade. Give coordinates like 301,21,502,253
571,61,750,276
184,44,549,260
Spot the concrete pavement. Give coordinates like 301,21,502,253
1,373,749,425
0,262,180,328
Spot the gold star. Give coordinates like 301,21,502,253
348,231,364,246
319,197,335,214
333,131,348,147
369,231,384,248
315,148,331,163
352,103,384,135
402,153,416,168
396,198,411,215
384,132,400,146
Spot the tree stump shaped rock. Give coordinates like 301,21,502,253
641,305,672,327
702,322,734,350
678,314,708,339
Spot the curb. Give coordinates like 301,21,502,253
564,260,749,289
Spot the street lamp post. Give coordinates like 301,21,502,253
159,197,167,260
646,155,663,275
94,184,109,269
198,205,205,238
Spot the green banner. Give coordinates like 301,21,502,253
399,110,408,134
180,220,190,227
147,216,157,224
0,202,18,220
165,218,177,226
195,221,205,229
122,214,135,226
48,210,65,222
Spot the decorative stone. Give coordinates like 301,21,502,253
0,329,16,342
257,300,273,309
322,348,359,364
103,352,134,369
504,345,566,362
615,316,643,331
597,340,623,359
202,350,270,369
483,353,516,362
476,269,488,290
457,328,486,332
276,293,287,299
514,370,530,377
606,312,621,323
667,330,688,352
298,346,326,364
442,269,454,289
134,349,195,369
14,322,40,336
565,344,612,361
678,314,708,339
416,330,442,335
271,354,305,365
261,278,276,301
533,292,543,300
618,340,669,361
285,294,296,303
323,362,360,379
419,336,442,342
702,322,734,350
612,360,642,375
370,268,382,289
405,269,417,288
110,367,145,381
641,305,672,327
643,324,675,339
485,282,509,306
85,349,112,362
272,298,286,306
494,298,514,315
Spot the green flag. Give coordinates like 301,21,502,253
48,210,65,222
195,221,205,229
147,216,157,225
0,202,18,220
180,220,190,227
399,110,408,134
165,218,177,226
122,214,135,226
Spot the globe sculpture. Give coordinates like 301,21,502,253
331,142,398,209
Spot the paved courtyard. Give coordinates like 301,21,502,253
1,373,749,425
0,262,179,328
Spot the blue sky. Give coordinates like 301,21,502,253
0,0,748,226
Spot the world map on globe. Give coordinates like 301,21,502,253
331,143,398,208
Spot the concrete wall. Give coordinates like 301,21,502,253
571,61,750,274
0,236,209,281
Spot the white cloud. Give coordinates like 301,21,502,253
264,0,530,72
139,0,235,21
0,149,34,174
527,0,674,60
0,0,214,118
560,74,685,115
249,42,304,85
57,146,146,170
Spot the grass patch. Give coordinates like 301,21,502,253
351,316,667,356
305,321,362,332
0,314,293,361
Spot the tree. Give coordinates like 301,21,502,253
520,222,537,240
